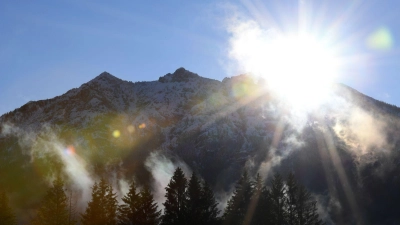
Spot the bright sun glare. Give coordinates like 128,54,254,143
231,22,341,110
264,35,339,109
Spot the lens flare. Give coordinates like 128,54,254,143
65,145,76,155
112,130,121,138
366,27,393,51
127,125,135,133
139,123,146,129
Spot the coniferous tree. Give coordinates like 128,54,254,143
31,178,70,225
270,174,286,225
161,167,188,225
286,173,298,225
222,172,325,225
66,189,78,225
186,173,203,225
244,173,262,225
0,189,16,225
249,174,269,225
296,185,323,225
223,170,253,225
252,185,272,225
136,186,161,225
81,182,102,225
81,178,118,225
118,181,140,225
106,184,118,225
200,181,220,225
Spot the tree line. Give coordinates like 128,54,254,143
0,168,324,225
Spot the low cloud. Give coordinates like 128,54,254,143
1,123,94,207
144,151,192,208
333,106,388,155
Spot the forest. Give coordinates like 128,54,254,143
0,167,323,225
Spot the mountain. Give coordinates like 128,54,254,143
1,68,400,224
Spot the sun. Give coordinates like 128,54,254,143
262,34,340,109
230,24,341,110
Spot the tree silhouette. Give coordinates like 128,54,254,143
118,181,140,225
65,189,78,225
0,189,16,225
161,167,188,225
186,173,203,225
251,185,272,225
296,185,324,225
81,178,117,225
136,186,161,225
249,173,270,225
223,170,253,225
31,178,70,225
270,174,286,225
286,173,298,225
199,181,220,225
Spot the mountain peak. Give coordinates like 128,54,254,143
92,71,120,81
158,67,200,83
85,71,123,87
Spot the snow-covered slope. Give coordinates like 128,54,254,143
0,68,276,156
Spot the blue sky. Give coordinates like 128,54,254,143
2,0,400,115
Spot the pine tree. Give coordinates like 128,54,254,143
0,189,16,225
66,189,78,225
270,173,286,225
249,174,270,225
252,186,272,225
199,181,220,225
286,172,298,225
105,184,118,225
81,178,118,225
31,178,70,225
243,173,262,225
118,181,140,225
186,173,202,225
161,167,188,225
81,182,102,225
296,185,323,225
136,186,161,225
223,170,253,225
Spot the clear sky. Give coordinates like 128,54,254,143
2,0,400,115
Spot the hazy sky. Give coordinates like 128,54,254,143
2,0,400,115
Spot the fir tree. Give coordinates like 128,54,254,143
161,167,188,225
0,189,16,225
199,181,220,225
248,173,268,225
243,173,262,225
81,182,102,225
66,189,78,225
223,170,253,225
286,172,298,225
296,185,324,225
118,181,140,225
136,186,161,225
105,184,118,225
186,173,203,225
31,178,70,225
252,186,272,225
81,178,118,225
270,174,286,225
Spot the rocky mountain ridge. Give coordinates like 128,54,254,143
2,68,400,224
